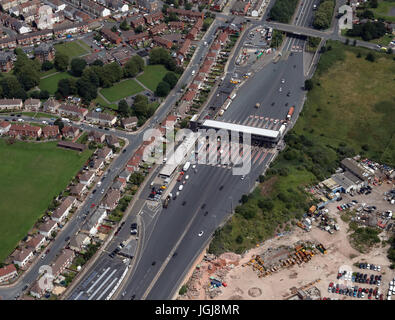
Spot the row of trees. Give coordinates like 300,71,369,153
346,21,386,41
268,0,299,23
312,0,335,30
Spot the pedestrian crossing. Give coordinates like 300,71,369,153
196,140,273,170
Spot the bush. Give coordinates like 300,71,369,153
269,0,299,23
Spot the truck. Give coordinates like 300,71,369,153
229,93,237,100
183,161,191,172
286,106,295,120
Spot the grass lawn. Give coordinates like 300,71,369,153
209,40,395,255
40,69,58,78
0,140,93,262
137,64,168,92
371,0,395,22
99,79,144,103
39,72,75,95
54,40,91,59
94,95,118,110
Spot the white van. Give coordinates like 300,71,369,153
191,70,195,76
178,185,183,191
185,175,189,180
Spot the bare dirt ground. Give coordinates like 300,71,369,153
178,182,395,300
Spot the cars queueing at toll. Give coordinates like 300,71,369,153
328,282,383,300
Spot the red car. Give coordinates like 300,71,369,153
90,203,96,208
337,206,342,211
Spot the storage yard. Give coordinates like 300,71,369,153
178,179,394,300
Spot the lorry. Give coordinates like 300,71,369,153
183,161,191,172
286,106,295,120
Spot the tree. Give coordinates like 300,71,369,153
369,0,378,9
92,59,104,67
163,72,178,88
155,81,170,97
54,118,64,131
41,61,54,71
120,19,130,31
185,2,192,10
103,62,123,84
54,52,69,71
39,90,50,100
118,99,129,116
111,25,118,33
70,58,87,77
17,66,40,91
149,47,171,65
0,75,25,99
56,78,77,98
76,78,97,103
366,52,375,62
304,79,314,91
135,25,144,33
123,59,139,78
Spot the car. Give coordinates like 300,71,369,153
281,79,285,83
65,236,70,242
172,252,178,258
152,261,156,266
41,253,46,259
92,189,97,194
198,231,204,237
279,87,282,92
90,203,96,208
104,128,109,131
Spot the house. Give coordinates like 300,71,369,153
83,208,107,236
128,32,149,46
0,98,23,110
61,126,80,139
91,158,105,173
127,155,141,173
107,0,129,12
187,27,199,40
177,38,191,64
112,49,133,66
69,232,91,252
13,248,34,268
101,28,122,45
144,11,163,25
97,147,113,161
88,130,106,143
122,116,138,130
152,36,172,49
80,0,111,17
182,89,197,102
30,280,48,299
105,134,120,148
0,37,17,49
51,249,75,278
119,169,131,182
58,104,88,119
0,51,14,72
34,43,55,62
211,0,227,11
38,220,58,238
136,0,159,12
169,21,185,31
24,98,41,111
70,183,87,197
149,23,167,35
47,0,66,12
86,111,117,126
217,31,229,45
43,98,60,113
0,121,11,135
129,15,145,29
112,177,127,192
8,124,42,138
51,196,76,223
231,1,250,15
102,189,121,211
26,234,46,252
0,264,18,284
42,125,60,139
79,171,95,185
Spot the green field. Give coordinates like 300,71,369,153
39,72,75,95
136,64,168,92
0,140,92,262
371,0,395,22
209,41,395,255
99,79,144,102
54,40,91,59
